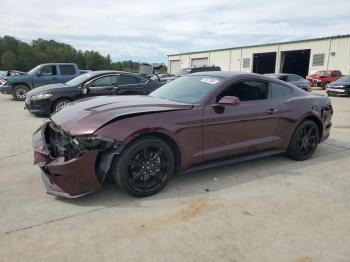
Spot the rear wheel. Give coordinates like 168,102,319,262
12,85,29,101
287,120,320,161
52,99,71,113
113,137,175,197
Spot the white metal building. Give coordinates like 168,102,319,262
167,35,350,77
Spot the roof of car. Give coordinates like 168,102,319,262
189,71,255,78
264,73,296,76
84,70,139,76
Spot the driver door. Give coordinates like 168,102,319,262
33,65,59,87
88,75,117,96
202,80,281,161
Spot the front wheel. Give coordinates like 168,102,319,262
112,137,176,197
12,85,29,101
52,99,71,113
287,120,320,161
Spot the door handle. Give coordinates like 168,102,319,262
266,108,279,114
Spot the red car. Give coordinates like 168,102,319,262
306,70,342,89
33,72,333,198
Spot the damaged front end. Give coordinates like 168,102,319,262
33,121,123,198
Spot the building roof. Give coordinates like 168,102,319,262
168,34,350,57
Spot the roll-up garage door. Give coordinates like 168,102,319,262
191,58,208,68
170,60,181,74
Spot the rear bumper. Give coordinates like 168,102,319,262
33,123,102,198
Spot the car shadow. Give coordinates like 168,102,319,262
58,141,349,208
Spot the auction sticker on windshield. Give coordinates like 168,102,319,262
200,77,220,85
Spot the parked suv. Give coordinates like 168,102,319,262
306,70,342,90
0,63,80,100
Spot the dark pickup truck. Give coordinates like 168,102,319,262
0,63,80,100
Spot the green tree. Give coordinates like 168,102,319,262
0,35,167,73
1,50,17,69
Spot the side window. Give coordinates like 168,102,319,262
40,65,57,76
217,80,268,102
91,76,116,87
279,75,288,82
60,65,76,75
118,75,140,85
271,82,292,98
287,75,301,82
138,77,147,83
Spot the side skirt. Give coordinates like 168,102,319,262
183,149,285,174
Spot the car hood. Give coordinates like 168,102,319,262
5,74,31,82
329,81,350,87
27,83,69,96
307,74,324,79
50,95,193,135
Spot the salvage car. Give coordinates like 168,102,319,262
264,73,311,91
306,70,342,89
33,71,333,198
25,70,161,115
326,75,350,96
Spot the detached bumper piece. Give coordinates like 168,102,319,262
33,122,120,198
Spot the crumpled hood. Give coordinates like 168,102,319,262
50,95,193,135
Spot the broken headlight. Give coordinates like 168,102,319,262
74,135,115,151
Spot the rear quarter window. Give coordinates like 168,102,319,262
60,65,76,75
271,82,293,98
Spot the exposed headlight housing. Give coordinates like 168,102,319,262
73,135,116,151
31,93,53,101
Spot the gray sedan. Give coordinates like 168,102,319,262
264,73,311,91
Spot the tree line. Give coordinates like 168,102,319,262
0,36,166,73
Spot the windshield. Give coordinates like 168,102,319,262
150,75,224,104
316,71,328,76
66,73,94,86
27,65,41,75
175,68,191,77
336,75,350,82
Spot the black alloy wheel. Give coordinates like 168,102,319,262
287,120,320,161
113,137,175,197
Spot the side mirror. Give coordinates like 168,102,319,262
217,96,240,106
36,71,42,76
81,82,90,95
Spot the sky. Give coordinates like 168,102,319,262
1,0,350,64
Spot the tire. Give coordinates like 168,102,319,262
112,137,176,197
287,120,320,161
52,99,71,113
12,85,29,101
321,83,327,90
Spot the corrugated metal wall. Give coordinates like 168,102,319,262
168,36,350,75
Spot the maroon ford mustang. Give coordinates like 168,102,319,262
33,72,333,198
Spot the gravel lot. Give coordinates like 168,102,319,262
0,90,349,262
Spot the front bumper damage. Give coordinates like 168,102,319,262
33,122,123,198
